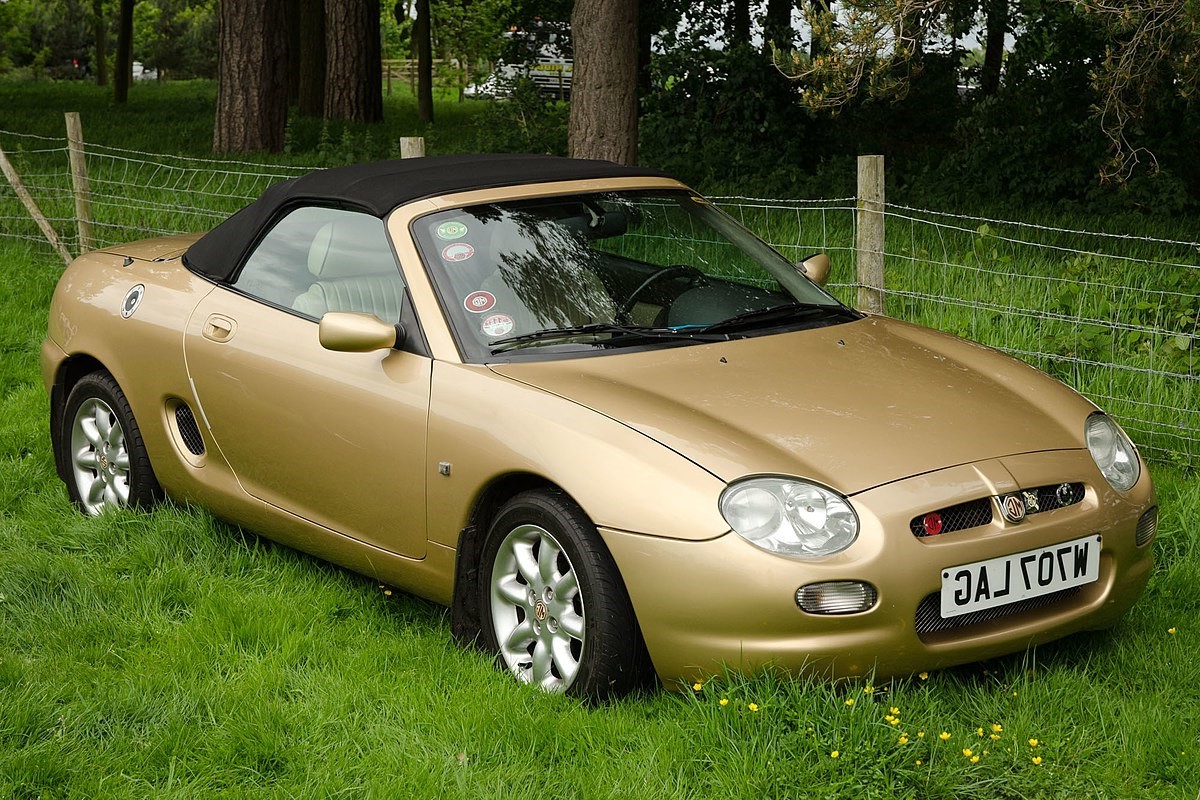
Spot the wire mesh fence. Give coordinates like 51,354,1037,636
2,126,1197,466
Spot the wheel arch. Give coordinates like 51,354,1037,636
49,353,112,483
450,471,558,649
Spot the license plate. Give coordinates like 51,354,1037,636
940,535,1102,619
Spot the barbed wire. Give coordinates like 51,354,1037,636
1,138,1196,466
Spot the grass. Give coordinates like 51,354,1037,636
1,82,1199,798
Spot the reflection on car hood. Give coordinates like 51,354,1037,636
489,316,1096,494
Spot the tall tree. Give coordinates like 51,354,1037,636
113,0,133,103
979,0,1007,96
325,0,383,122
415,0,433,123
92,0,109,86
569,0,639,164
727,0,750,46
763,0,793,52
298,0,326,116
213,0,289,152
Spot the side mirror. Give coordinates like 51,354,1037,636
319,312,402,352
798,253,831,286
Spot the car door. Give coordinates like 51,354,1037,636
183,206,431,558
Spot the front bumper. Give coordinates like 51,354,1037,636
600,449,1155,685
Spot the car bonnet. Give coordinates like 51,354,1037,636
487,316,1096,495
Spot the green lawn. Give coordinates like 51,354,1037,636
1,82,1199,798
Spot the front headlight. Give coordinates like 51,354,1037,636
1086,413,1140,492
719,477,858,558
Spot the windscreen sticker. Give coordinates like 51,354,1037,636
463,291,496,313
436,221,469,240
441,242,475,262
121,284,145,318
480,314,514,338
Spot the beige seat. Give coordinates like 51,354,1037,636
292,217,407,321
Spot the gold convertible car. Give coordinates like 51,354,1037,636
42,155,1156,699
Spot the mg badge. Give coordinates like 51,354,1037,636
999,493,1026,523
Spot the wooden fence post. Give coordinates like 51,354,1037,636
0,145,74,266
65,112,95,254
856,154,886,315
399,137,425,158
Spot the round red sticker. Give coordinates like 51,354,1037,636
463,291,496,313
441,242,475,262
481,314,515,337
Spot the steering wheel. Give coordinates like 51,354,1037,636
616,265,706,323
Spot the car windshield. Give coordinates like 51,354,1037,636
412,189,855,360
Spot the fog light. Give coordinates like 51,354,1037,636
1135,506,1158,547
796,581,878,615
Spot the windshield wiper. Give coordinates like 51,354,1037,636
490,323,730,353
701,302,860,334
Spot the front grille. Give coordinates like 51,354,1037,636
175,404,206,455
1022,482,1085,516
914,586,1082,638
910,498,993,538
1136,506,1159,547
910,482,1086,539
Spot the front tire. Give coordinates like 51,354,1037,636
62,371,161,515
480,490,645,700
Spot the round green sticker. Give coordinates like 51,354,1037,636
436,221,468,240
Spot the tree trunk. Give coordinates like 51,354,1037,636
298,0,327,116
213,0,290,153
728,0,751,47
92,0,108,87
325,0,383,122
981,0,1008,96
764,0,793,52
569,0,639,165
415,0,434,123
113,0,134,104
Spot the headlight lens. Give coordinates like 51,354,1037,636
1086,413,1140,492
720,477,858,558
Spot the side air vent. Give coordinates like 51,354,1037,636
175,404,206,455
1135,507,1159,547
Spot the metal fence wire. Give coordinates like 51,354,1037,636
2,127,1197,467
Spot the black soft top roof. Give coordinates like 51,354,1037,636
184,154,670,282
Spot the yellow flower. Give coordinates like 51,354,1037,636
1029,739,1039,748
692,682,703,691
939,732,951,741
864,686,875,694
831,750,840,759
898,735,909,745
970,755,980,763
1168,627,1177,634
976,727,984,737
917,732,925,739
719,698,729,707
991,724,1003,733
889,706,900,715
748,703,759,712
1032,756,1043,765
990,734,1001,741
383,589,393,596
885,715,899,725
916,760,922,766
963,748,973,757
845,698,855,706
918,672,929,680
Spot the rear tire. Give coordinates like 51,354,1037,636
479,489,645,700
62,371,161,515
